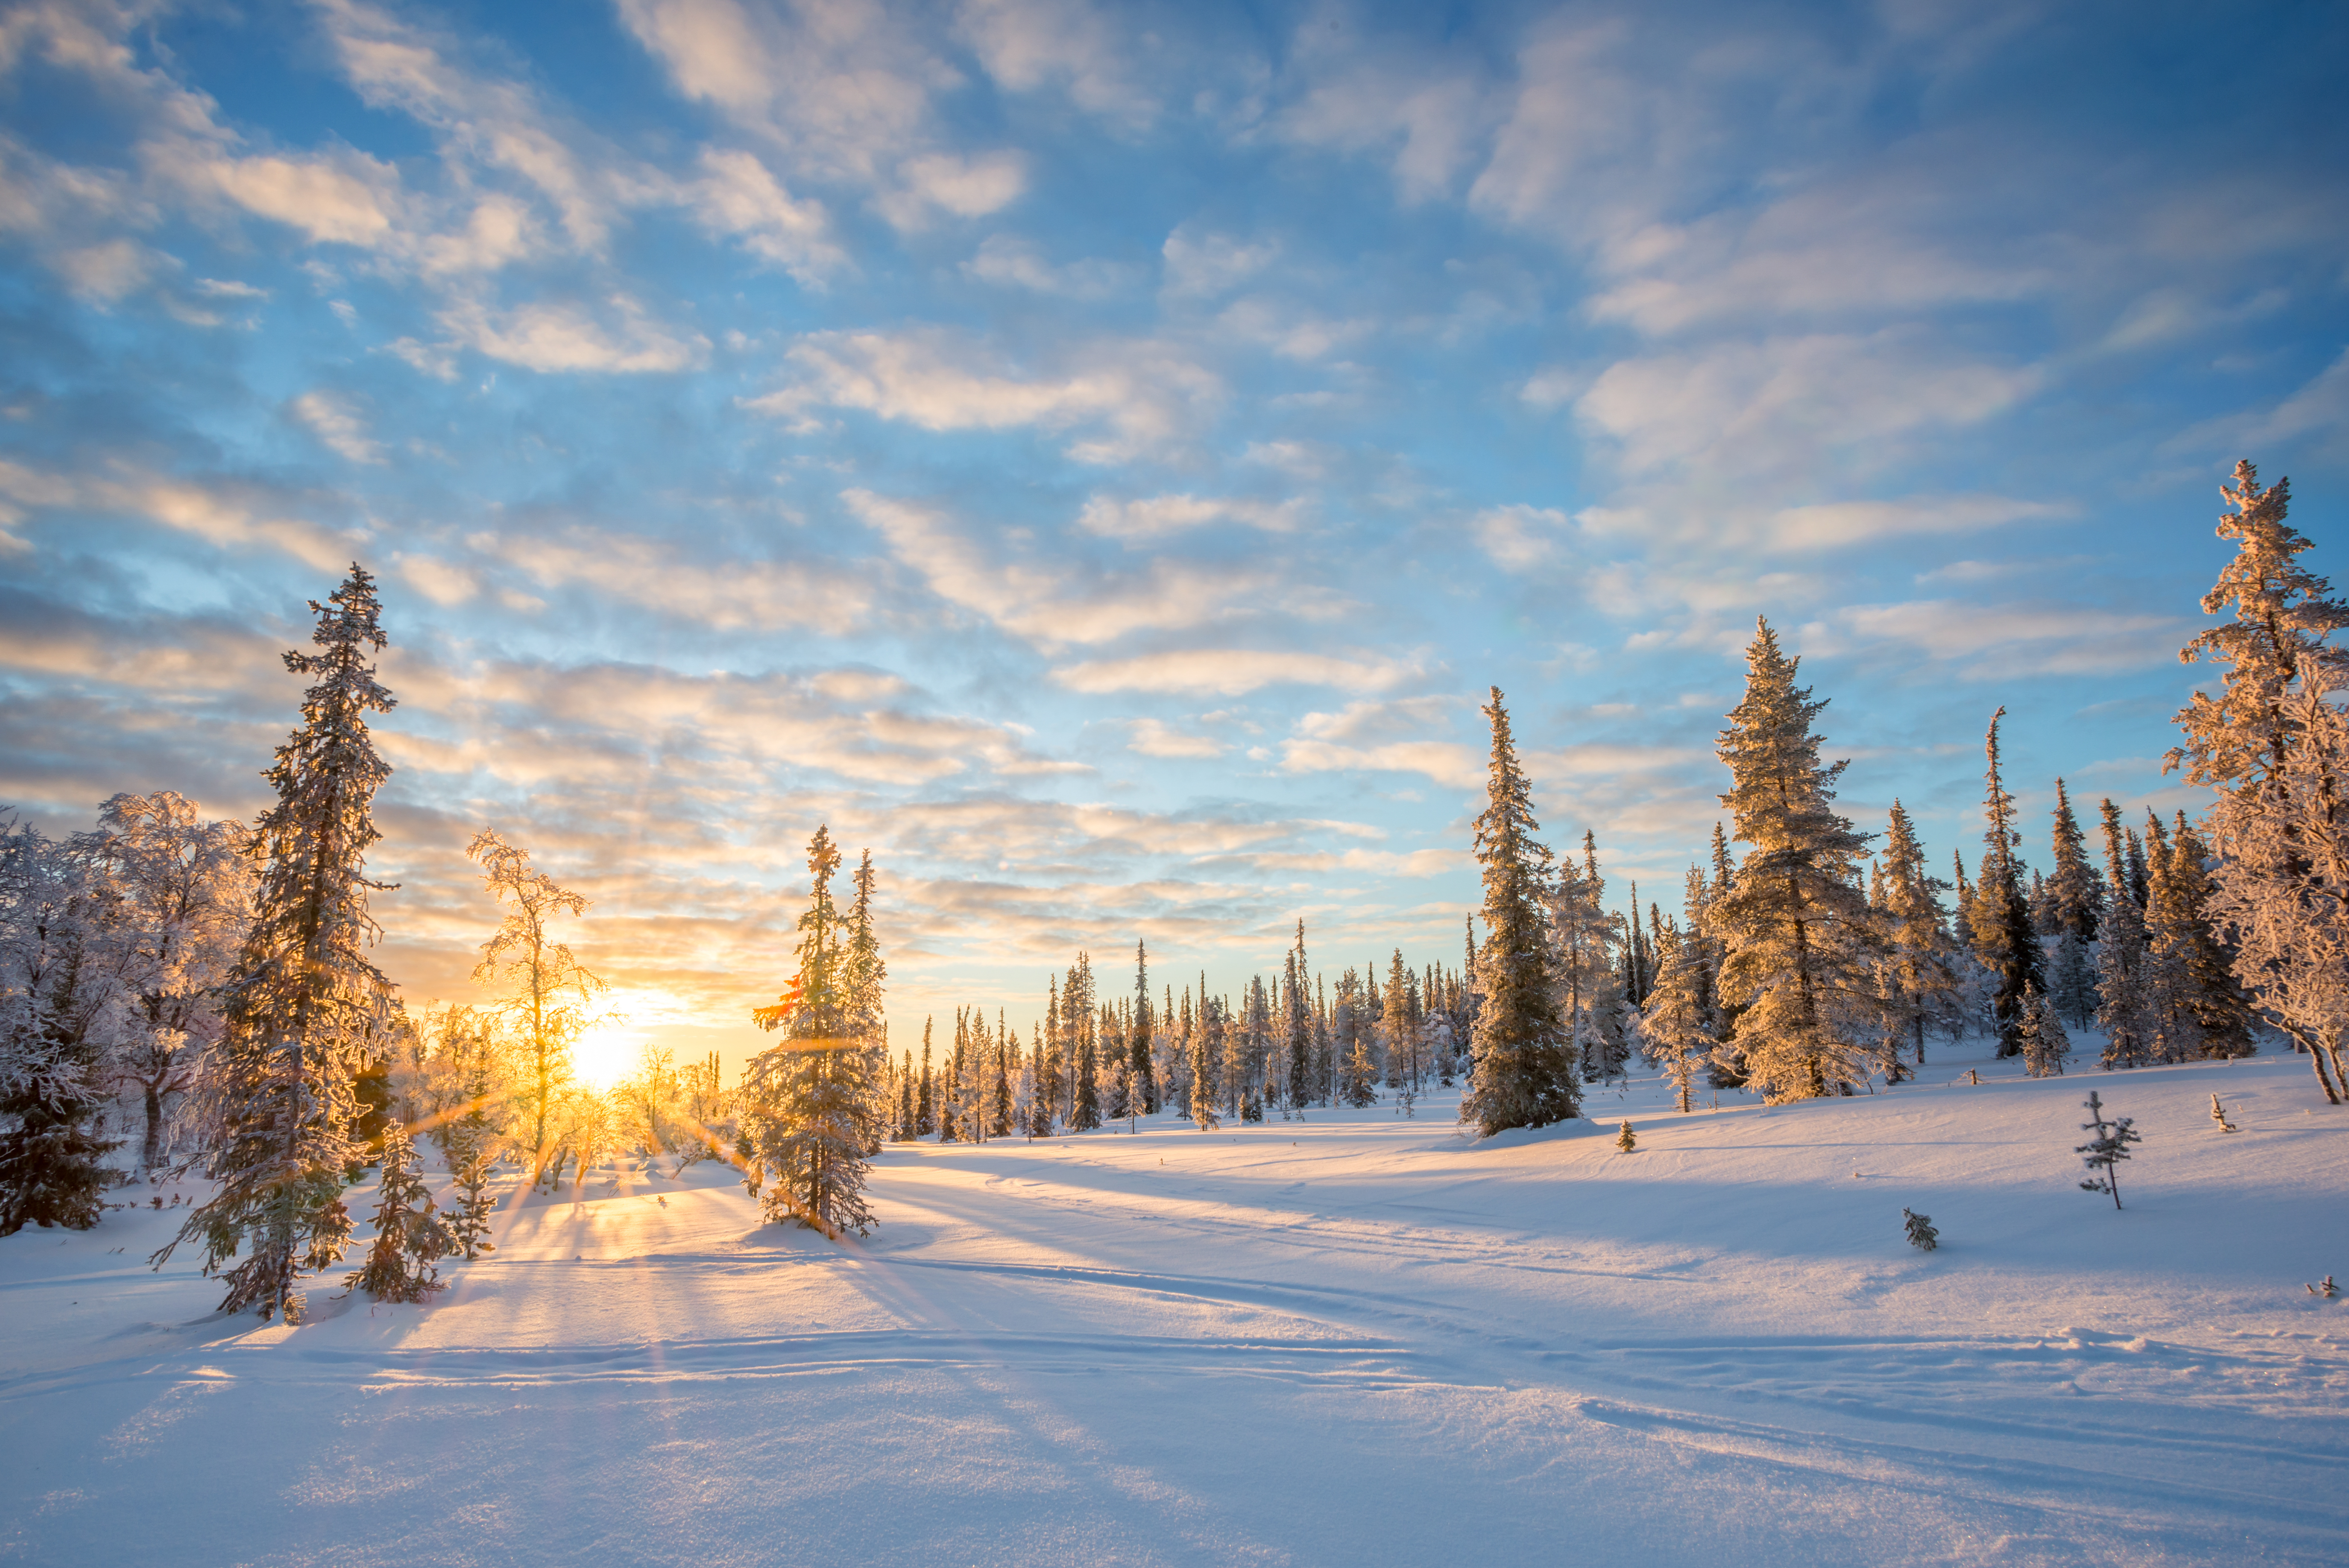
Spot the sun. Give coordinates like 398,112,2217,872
571,1015,647,1092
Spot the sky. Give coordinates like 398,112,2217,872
3,0,2346,1083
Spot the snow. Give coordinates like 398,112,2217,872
5,1041,2346,1565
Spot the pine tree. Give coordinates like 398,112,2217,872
846,850,889,1153
1638,912,1716,1113
1902,1208,1938,1251
1284,927,1312,1113
1969,708,2045,1053
1614,1119,1636,1152
1131,939,1158,1117
1877,802,1962,1067
1462,688,1578,1135
0,820,126,1234
1712,620,1878,1103
2204,676,2349,1102
742,828,877,1237
1071,1000,1102,1132
2168,461,2349,800
2144,812,2257,1060
2095,800,2156,1068
2075,1089,2141,1211
916,1020,935,1135
345,1123,451,1303
2015,980,2069,1077
155,565,398,1321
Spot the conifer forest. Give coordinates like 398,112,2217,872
3,4,2346,1563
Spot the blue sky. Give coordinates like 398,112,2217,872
3,0,2345,1073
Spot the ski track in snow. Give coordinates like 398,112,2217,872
3,1043,2346,1565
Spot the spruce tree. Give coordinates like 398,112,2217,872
1969,709,2045,1053
2145,812,2256,1059
1638,914,1716,1112
2168,461,2349,799
1131,939,1158,1116
1877,802,1962,1066
846,850,889,1152
2095,800,2156,1068
1462,688,1578,1135
345,1123,451,1303
2075,1090,2141,1211
915,1020,935,1135
742,828,877,1237
2015,980,2069,1077
155,565,398,1322
0,820,125,1234
1711,621,1878,1102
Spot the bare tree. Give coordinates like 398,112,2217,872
467,830,606,1188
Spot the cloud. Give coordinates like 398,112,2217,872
1273,25,1493,204
395,553,477,606
1762,494,2076,551
1076,493,1304,541
686,147,843,281
954,0,1153,128
0,459,360,571
1161,226,1277,297
439,294,707,374
758,329,1219,461
846,489,1260,649
287,390,386,465
1052,648,1420,696
1575,331,2043,483
1472,504,1572,570
878,150,1025,227
488,528,870,634
2172,345,2349,460
962,234,1130,298
202,149,402,246
1126,718,1227,759
1813,600,2193,677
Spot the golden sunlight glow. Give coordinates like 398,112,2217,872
570,1013,648,1092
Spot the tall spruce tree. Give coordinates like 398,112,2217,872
1639,913,1716,1112
1131,939,1157,1116
1461,688,1577,1135
742,828,877,1237
2146,811,2256,1060
2169,461,2349,799
1969,709,2045,1053
155,565,398,1321
1712,621,1877,1102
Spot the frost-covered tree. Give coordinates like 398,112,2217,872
742,827,876,1237
2168,461,2349,800
1712,621,1878,1102
846,850,890,1152
345,1122,451,1303
0,819,125,1234
1131,939,1158,1117
78,792,253,1174
2206,674,2349,1101
468,829,606,1188
1462,688,1578,1135
156,565,398,1321
2075,1090,2141,1211
1876,802,1962,1066
1968,709,2044,1053
2015,980,2069,1077
1638,913,1716,1112
2144,812,2256,1061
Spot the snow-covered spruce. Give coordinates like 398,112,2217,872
1461,687,1578,1136
1711,620,1877,1103
1903,1208,1939,1251
346,1123,451,1304
154,565,397,1323
741,827,878,1239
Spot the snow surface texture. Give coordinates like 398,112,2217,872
4,1041,2345,1566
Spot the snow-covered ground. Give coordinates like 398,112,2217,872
5,1041,2346,1566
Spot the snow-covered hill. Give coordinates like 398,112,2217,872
5,1041,2345,1565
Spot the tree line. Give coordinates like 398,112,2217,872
1462,459,2349,1133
